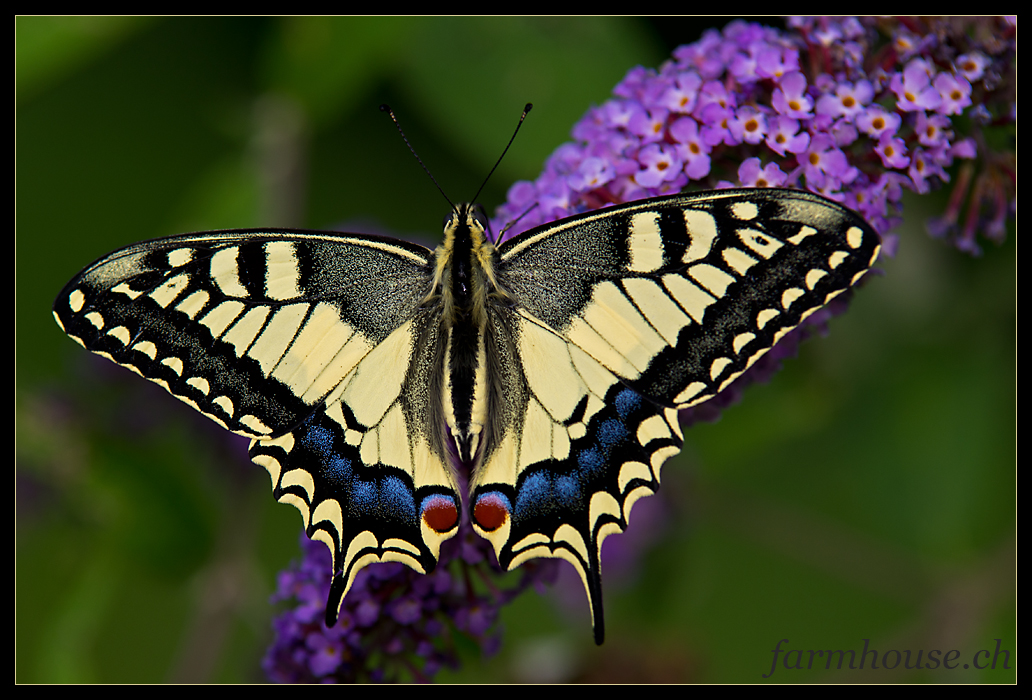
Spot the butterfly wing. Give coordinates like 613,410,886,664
472,188,881,643
53,229,462,623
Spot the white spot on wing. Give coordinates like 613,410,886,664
627,212,664,272
222,306,271,357
200,300,245,338
828,251,848,269
675,381,707,404
618,460,653,493
69,289,85,312
731,200,758,220
86,312,104,330
176,290,210,320
722,247,757,275
756,308,779,330
211,247,247,297
682,209,717,263
588,492,621,535
622,277,690,346
709,357,732,381
265,241,302,300
788,226,818,245
846,226,864,249
107,326,131,345
309,499,346,541
186,376,210,395
282,468,315,501
733,332,755,354
554,523,590,563
111,282,142,300
805,269,828,290
781,287,805,309
738,229,784,259
132,341,157,360
689,263,736,298
212,395,234,417
149,274,191,309
161,356,184,376
239,414,272,435
661,273,713,324
168,248,194,267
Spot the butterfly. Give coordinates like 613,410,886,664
53,187,879,644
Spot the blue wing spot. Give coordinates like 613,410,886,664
578,446,605,474
514,472,551,517
556,475,581,503
303,424,334,454
614,388,642,418
380,475,416,519
301,424,352,484
598,418,628,447
350,480,377,514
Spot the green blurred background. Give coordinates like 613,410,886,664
16,17,1015,683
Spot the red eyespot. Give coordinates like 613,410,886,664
421,496,458,533
474,493,510,531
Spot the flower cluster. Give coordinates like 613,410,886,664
263,528,557,682
492,17,1015,256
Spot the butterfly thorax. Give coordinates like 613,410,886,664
435,204,500,467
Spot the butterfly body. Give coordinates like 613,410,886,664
54,188,879,644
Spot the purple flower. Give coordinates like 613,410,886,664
669,117,712,179
815,80,873,121
728,105,768,145
772,72,813,119
264,530,557,683
855,106,901,140
874,136,910,169
492,17,1012,252
735,158,788,188
933,72,972,116
890,60,943,112
955,52,990,82
765,116,810,157
634,143,683,188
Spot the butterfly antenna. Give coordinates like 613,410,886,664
380,104,457,213
470,103,533,206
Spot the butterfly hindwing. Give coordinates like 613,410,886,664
471,189,880,642
54,229,463,620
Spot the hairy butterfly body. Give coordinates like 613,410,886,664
54,187,880,644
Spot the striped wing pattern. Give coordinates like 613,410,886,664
471,189,880,642
54,189,879,642
53,229,463,621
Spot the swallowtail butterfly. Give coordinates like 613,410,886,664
53,187,879,644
